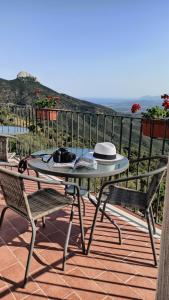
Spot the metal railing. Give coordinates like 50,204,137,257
0,105,168,223
3,106,168,156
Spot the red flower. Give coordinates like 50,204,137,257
34,88,41,95
55,96,60,101
47,96,53,100
162,99,169,109
161,94,169,99
131,103,141,113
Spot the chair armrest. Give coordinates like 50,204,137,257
0,164,81,196
0,163,40,182
21,174,62,185
21,173,81,198
130,155,167,164
0,162,19,168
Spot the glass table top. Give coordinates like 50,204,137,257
29,147,129,179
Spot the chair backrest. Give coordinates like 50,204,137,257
0,136,8,161
0,167,30,218
146,157,168,209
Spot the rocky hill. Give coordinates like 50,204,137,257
0,72,116,115
0,72,168,156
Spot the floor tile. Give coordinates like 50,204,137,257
0,186,160,300
64,291,81,299
13,246,46,274
0,244,17,272
0,289,16,300
126,274,156,300
95,271,143,299
62,268,106,300
1,262,39,300
22,288,48,299
33,267,72,299
0,273,8,290
68,254,105,279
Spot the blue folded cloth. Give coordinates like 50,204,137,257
74,152,97,169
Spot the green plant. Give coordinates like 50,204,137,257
0,107,14,125
142,106,169,119
35,96,57,109
131,94,169,119
34,89,60,109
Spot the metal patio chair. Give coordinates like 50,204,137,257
87,156,168,266
0,166,85,287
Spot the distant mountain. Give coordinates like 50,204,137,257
83,96,162,113
0,72,116,115
0,74,167,155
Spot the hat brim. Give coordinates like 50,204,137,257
90,152,124,164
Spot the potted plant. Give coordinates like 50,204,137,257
34,90,60,121
131,94,169,139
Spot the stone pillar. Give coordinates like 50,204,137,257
156,158,169,300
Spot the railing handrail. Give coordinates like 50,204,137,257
0,104,168,224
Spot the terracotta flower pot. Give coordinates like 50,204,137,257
142,119,169,139
36,108,58,121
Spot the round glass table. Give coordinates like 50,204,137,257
0,126,29,135
28,148,129,179
29,148,129,255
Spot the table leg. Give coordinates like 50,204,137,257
77,193,86,254
65,177,86,254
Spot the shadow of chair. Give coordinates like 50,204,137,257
87,156,168,266
0,165,85,287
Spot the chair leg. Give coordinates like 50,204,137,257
23,220,36,287
101,208,122,245
0,206,9,228
150,206,156,235
78,198,85,255
100,201,106,222
146,211,158,266
86,202,100,255
81,197,85,217
63,208,74,271
42,217,46,227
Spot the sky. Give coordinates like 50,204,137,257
0,0,168,99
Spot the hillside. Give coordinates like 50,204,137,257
83,96,162,113
0,72,116,115
0,72,168,157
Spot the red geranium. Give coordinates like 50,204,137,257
47,95,53,100
161,94,169,99
131,103,141,113
55,96,60,101
162,99,169,109
34,88,41,95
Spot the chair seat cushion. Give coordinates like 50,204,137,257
28,188,73,219
107,185,147,210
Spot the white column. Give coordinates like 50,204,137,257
156,157,169,300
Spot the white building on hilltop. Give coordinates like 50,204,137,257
17,71,38,82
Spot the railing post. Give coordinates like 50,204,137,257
77,112,79,148
71,112,74,148
89,114,92,149
96,114,99,143
119,116,123,153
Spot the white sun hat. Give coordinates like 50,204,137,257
93,142,123,162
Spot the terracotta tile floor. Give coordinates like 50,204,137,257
0,175,160,300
